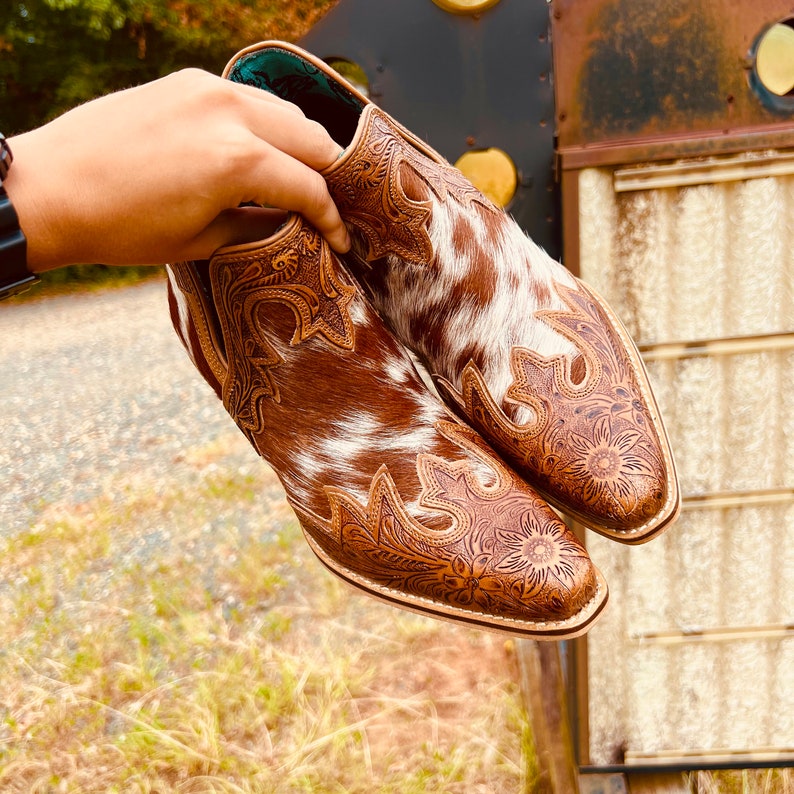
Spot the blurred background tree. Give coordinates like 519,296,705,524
0,0,338,134
0,0,337,289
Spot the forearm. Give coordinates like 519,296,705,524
3,69,350,273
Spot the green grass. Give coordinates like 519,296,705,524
0,432,532,792
7,264,163,303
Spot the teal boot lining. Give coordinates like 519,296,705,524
227,47,365,147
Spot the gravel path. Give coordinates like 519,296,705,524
0,279,240,538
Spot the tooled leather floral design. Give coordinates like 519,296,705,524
214,219,356,435
303,421,599,623
169,189,606,630
494,516,589,611
326,106,493,266
447,282,667,532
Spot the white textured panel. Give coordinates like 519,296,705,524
725,178,788,336
588,520,793,762
660,356,726,495
777,638,794,745
578,163,794,767
722,353,782,491
645,351,790,496
674,186,730,340
784,351,794,489
579,169,794,344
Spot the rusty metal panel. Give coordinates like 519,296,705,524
552,0,794,167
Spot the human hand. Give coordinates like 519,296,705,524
5,69,351,271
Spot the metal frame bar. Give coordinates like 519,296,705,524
638,332,794,362
614,149,794,192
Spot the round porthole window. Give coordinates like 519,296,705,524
757,22,794,95
324,58,370,98
454,148,517,208
432,0,501,15
751,19,794,110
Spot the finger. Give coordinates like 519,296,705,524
227,80,307,117
233,92,344,170
164,73,344,176
186,206,290,259
235,138,350,253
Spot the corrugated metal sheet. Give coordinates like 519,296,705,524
577,161,794,767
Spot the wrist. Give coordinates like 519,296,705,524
0,132,40,298
4,131,71,273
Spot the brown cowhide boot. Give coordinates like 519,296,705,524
223,41,680,545
166,215,607,637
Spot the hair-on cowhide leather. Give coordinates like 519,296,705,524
166,215,607,637
222,42,680,544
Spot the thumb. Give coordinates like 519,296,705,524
184,207,291,261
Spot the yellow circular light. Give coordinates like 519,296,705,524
454,148,517,208
324,58,370,98
432,0,501,15
757,23,794,96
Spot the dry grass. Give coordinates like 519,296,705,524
2,430,791,792
0,432,532,793
689,770,793,794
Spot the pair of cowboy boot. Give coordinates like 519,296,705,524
166,42,679,638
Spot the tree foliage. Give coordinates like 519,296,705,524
0,0,338,133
